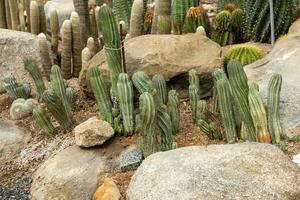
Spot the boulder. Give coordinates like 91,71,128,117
73,116,114,147
79,34,222,98
127,143,300,200
44,0,75,26
30,144,125,200
0,29,42,94
244,31,300,138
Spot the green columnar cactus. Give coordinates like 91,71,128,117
248,85,270,143
73,0,91,45
230,8,243,42
129,0,144,38
66,87,75,104
37,33,53,80
3,74,31,100
95,6,102,35
10,98,32,120
37,0,46,33
227,60,256,141
89,66,113,124
117,73,135,136
151,0,159,34
167,90,180,133
113,0,132,31
30,0,40,34
70,12,83,78
99,4,123,96
212,10,233,46
9,0,19,30
4,0,11,29
189,84,199,124
157,0,171,34
90,8,98,38
137,92,159,157
33,105,55,137
144,6,153,34
211,85,219,116
50,8,59,53
61,20,72,79
24,0,30,31
224,44,263,67
152,74,167,104
196,99,207,121
216,78,237,143
267,74,282,144
18,3,25,31
24,59,46,97
0,0,7,28
188,69,199,91
132,71,156,95
197,119,220,139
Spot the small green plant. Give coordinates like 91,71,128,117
3,73,31,100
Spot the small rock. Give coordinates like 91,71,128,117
292,153,300,167
74,116,114,147
93,177,121,200
120,146,143,172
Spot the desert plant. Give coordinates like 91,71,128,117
3,73,31,100
8,0,19,30
212,10,233,46
37,0,46,33
188,84,199,124
197,119,220,139
188,69,199,91
113,0,132,31
129,0,144,38
50,8,59,52
24,0,30,31
167,90,180,133
82,47,92,70
132,71,156,95
0,0,7,28
152,74,167,104
230,8,243,42
217,0,243,12
4,0,11,29
71,12,83,78
33,105,55,137
10,98,32,120
30,0,39,34
157,0,172,34
66,87,75,104
18,3,25,31
61,20,72,79
37,33,53,79
73,0,90,45
87,37,97,56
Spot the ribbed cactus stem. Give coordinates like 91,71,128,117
89,66,113,124
152,74,167,104
211,85,219,115
66,87,75,104
167,90,180,133
196,99,207,121
37,33,53,80
189,84,199,124
90,8,98,39
33,105,55,137
267,74,282,144
4,0,11,29
10,98,32,120
81,47,92,71
87,37,96,56
24,59,46,97
73,0,90,46
50,8,59,52
129,0,144,38
30,0,40,34
37,0,46,33
18,3,25,31
157,0,171,34
9,0,19,30
61,20,72,79
24,0,30,31
132,71,156,95
3,73,31,100
117,73,135,136
95,6,101,36
248,85,270,143
188,69,199,91
0,0,7,28
71,12,83,78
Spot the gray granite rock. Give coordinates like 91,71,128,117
120,146,143,172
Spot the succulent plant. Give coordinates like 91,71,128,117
212,10,234,46
3,73,31,100
230,8,243,42
197,119,220,139
188,84,199,124
8,0,19,30
30,0,40,34
267,74,282,144
113,0,132,31
37,0,46,33
4,0,11,29
81,47,92,70
167,90,180,133
87,37,97,56
73,0,91,45
66,87,75,105
129,0,144,38
156,0,172,34
144,6,153,34
18,3,25,31
10,98,32,120
33,105,55,137
61,20,72,79
50,8,59,53
211,85,219,116
196,99,207,121
25,98,38,110
37,33,53,80
90,8,98,39
152,74,167,104
0,0,7,28
132,71,156,96
188,69,199,91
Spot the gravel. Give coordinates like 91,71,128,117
0,177,32,200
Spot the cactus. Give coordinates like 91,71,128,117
113,0,132,31
4,0,11,29
73,0,91,45
66,87,75,104
216,78,237,143
0,0,7,28
212,10,234,46
90,8,98,39
61,20,72,79
89,66,113,124
167,90,180,133
196,99,207,121
24,0,30,31
197,119,220,139
71,12,83,78
267,74,282,144
130,0,144,38
37,0,46,33
95,6,102,36
248,85,270,143
87,37,96,56
217,1,243,11
152,74,167,104
189,84,199,124
8,0,19,30
151,0,159,34
211,85,219,116
25,98,38,110
10,98,32,120
50,8,59,52
188,69,199,91
157,0,171,34
224,44,263,67
3,74,31,100
117,73,135,136
132,71,156,95
99,4,123,96
18,3,25,31
33,105,55,137
81,47,92,70
230,8,243,42
30,0,40,34
137,92,159,157
37,33,53,80
144,6,153,34
227,60,257,141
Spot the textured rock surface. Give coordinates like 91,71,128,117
127,143,300,200
92,177,121,200
79,34,221,98
119,146,143,172
74,116,114,147
45,0,75,26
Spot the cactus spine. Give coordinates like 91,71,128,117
37,33,53,80
117,73,135,136
30,0,40,34
18,3,25,31
167,90,180,133
89,66,113,124
267,74,282,144
50,9,59,53
0,0,6,28
66,87,75,104
3,74,31,100
129,0,144,38
152,74,167,104
157,0,171,34
71,12,83,78
8,0,19,30
61,20,72,79
33,105,55,137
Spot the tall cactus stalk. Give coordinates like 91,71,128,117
61,20,72,79
0,0,7,28
37,0,46,33
152,74,167,104
71,12,83,78
167,90,180,133
267,74,282,144
24,0,30,31
129,0,144,38
113,0,132,31
189,84,199,124
50,8,59,53
132,71,156,96
81,47,92,71
188,69,199,91
33,105,55,137
117,73,135,136
18,3,25,31
9,0,19,30
151,0,159,34
196,99,207,121
87,37,96,56
4,0,11,29
89,66,113,124
37,33,53,80
73,0,90,46
30,0,40,34
157,0,171,34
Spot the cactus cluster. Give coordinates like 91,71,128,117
3,73,31,100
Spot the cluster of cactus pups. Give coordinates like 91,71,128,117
189,60,283,144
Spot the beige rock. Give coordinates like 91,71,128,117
74,116,114,147
93,177,121,200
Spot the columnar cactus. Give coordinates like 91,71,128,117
37,0,46,33
129,0,144,38
167,90,180,133
73,0,91,45
24,0,30,31
50,8,59,52
144,6,154,34
61,20,72,79
33,105,55,137
0,0,7,28
151,0,159,34
89,66,113,124
87,37,96,56
71,12,83,78
212,10,233,46
9,0,19,30
267,74,282,144
4,0,11,29
66,87,75,104
37,33,53,80
24,59,46,97
18,3,25,31
90,8,98,39
132,71,156,95
248,85,270,143
188,69,199,91
196,99,207,121
3,74,31,100
95,6,101,36
157,0,171,34
81,47,92,70
152,74,167,104
227,60,256,141
117,73,135,136
211,86,219,116
30,0,40,34
113,0,132,31
189,84,199,124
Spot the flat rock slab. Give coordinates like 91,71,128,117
127,143,300,200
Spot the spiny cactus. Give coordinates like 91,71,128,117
24,59,46,97
267,74,282,144
144,6,153,34
137,92,159,157
89,66,113,124
33,105,55,137
212,10,234,46
30,0,40,34
37,0,46,33
132,71,156,95
151,0,159,34
61,20,72,79
224,44,263,67
248,85,270,143
113,0,133,31
82,47,92,71
157,0,171,34
3,73,31,100
227,60,256,141
167,90,180,133
196,99,207,121
217,0,243,12
197,119,220,139
0,0,7,28
71,12,83,78
37,33,53,80
117,73,135,136
152,74,167,104
87,37,97,56
18,3,25,31
50,8,59,52
8,0,19,30
189,84,199,124
130,0,144,38
95,6,102,36
10,98,32,120
4,0,11,29
211,85,219,116
66,87,75,104
188,69,199,91
25,98,38,110
90,8,98,39
230,8,243,42
73,0,91,45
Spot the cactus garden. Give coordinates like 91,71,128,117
1,0,300,199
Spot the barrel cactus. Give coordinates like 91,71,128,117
212,10,233,46
33,105,56,137
10,98,32,120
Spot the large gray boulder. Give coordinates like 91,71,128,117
127,143,300,200
79,33,222,98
